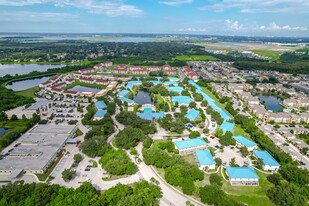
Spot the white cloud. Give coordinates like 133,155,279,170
225,19,243,30
178,27,208,32
200,0,309,13
259,22,309,31
0,0,144,17
0,10,77,22
159,0,193,6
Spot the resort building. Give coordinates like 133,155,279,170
185,109,200,121
232,135,257,151
117,90,130,98
171,96,192,106
168,86,184,94
137,108,164,121
119,97,135,106
220,122,235,134
226,166,259,186
195,149,216,170
93,101,107,120
253,150,280,171
174,137,207,155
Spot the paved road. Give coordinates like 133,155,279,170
135,143,204,206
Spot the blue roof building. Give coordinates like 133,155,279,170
117,90,130,98
220,122,235,133
195,149,216,170
95,101,107,110
164,81,178,86
185,109,200,121
137,111,164,121
226,166,259,186
150,80,161,85
188,80,232,121
119,97,135,105
172,96,192,105
169,77,179,82
174,137,207,155
253,150,280,171
94,110,107,120
126,81,142,90
233,135,257,151
168,86,184,93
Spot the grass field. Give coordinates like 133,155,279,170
64,80,106,90
222,170,273,206
174,55,218,61
250,50,282,61
233,124,250,138
16,86,39,98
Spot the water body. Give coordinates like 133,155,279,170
0,128,8,137
256,94,283,112
133,90,154,105
68,86,101,93
0,64,66,77
6,76,50,91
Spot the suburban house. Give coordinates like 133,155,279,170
226,166,259,186
253,150,280,171
195,149,216,170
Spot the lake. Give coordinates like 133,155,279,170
256,94,283,112
0,128,8,137
6,76,50,91
0,64,66,77
68,86,101,93
133,90,153,105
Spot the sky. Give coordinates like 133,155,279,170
0,0,308,37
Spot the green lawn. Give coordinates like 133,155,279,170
174,55,218,61
16,86,39,98
221,170,273,206
182,153,195,165
233,124,250,138
64,80,106,90
250,50,282,61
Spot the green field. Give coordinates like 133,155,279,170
250,50,282,61
174,55,218,61
64,80,106,90
233,124,250,138
222,170,273,206
201,87,227,109
16,86,39,98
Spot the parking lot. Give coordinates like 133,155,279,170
207,136,247,166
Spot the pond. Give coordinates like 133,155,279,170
133,90,153,105
6,76,50,91
256,94,283,112
68,86,101,93
0,128,8,137
0,64,66,77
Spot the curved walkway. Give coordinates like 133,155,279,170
220,167,229,182
204,166,221,174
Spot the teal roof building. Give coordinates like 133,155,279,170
174,137,207,154
253,150,280,171
185,109,200,121
195,149,216,170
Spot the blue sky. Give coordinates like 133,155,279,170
0,0,308,36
